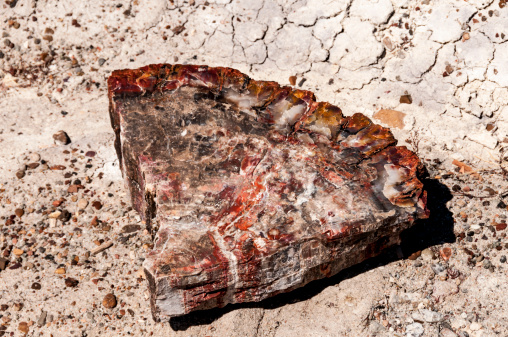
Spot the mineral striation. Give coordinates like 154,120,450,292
107,64,429,320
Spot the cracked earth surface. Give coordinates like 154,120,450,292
0,0,507,336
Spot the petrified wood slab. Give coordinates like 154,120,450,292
107,64,429,320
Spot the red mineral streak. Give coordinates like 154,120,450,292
108,64,429,320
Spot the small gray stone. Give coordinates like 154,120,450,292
483,260,492,269
420,309,443,323
37,310,47,326
431,263,447,275
406,322,424,337
86,311,95,323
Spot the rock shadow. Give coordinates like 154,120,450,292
169,176,454,331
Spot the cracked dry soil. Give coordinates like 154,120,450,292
1,0,508,336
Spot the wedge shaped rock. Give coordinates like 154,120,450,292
107,64,429,320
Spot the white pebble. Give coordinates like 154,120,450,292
29,153,41,162
470,322,481,331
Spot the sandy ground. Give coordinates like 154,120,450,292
1,0,507,336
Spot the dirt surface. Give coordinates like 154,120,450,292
1,0,507,336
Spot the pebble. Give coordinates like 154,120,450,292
495,223,507,231
421,248,434,261
98,58,106,66
431,263,447,275
102,293,117,309
37,310,47,326
58,209,71,222
469,322,481,331
122,224,141,233
13,248,24,256
406,322,424,337
52,199,63,207
447,268,460,279
68,184,84,193
65,277,79,287
90,216,99,227
27,162,39,169
31,282,41,290
500,255,506,263
14,208,24,217
77,199,89,209
55,267,66,274
482,260,492,269
0,257,9,270
400,94,413,104
16,170,26,179
441,328,458,337
420,309,443,323
439,247,452,261
48,211,61,219
92,201,102,210
0,257,8,270
18,321,29,334
52,130,71,145
29,153,40,162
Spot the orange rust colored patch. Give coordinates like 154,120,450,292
373,109,406,129
439,247,452,261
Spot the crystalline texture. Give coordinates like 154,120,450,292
107,64,428,320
